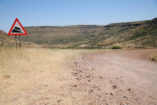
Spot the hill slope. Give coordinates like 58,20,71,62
22,18,157,48
0,30,15,47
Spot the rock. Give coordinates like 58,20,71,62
57,99,62,102
128,88,131,91
4,75,10,79
99,76,103,79
97,88,101,91
112,85,117,89
91,68,94,70
116,77,119,79
123,96,127,98
88,80,91,82
89,89,93,93
98,95,101,97
74,62,78,65
110,93,113,95
76,78,80,80
86,75,90,78
73,84,77,87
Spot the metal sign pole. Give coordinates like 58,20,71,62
19,35,21,48
15,35,17,49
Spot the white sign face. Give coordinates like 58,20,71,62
10,21,25,34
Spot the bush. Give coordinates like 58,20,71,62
149,53,157,61
112,46,122,49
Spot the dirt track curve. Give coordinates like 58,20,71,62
71,49,157,105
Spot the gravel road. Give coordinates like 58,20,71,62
71,49,157,105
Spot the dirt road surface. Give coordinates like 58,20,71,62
0,48,157,105
71,49,157,105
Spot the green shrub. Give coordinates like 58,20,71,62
112,46,122,49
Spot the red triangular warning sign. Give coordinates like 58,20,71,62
8,18,27,35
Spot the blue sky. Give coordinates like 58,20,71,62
0,0,157,32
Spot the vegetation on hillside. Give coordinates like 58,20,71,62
0,30,15,47
0,30,40,48
21,18,157,49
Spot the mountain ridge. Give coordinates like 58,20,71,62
1,18,156,48
21,17,157,49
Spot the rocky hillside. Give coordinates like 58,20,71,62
22,18,157,49
0,30,15,47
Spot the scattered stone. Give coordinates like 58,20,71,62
74,73,78,75
91,68,94,70
123,96,127,98
89,89,93,93
57,99,62,102
116,77,119,79
73,84,77,87
79,70,82,72
86,75,90,78
98,95,101,97
97,88,101,91
4,75,10,79
112,85,117,89
110,93,113,95
120,102,123,105
71,72,77,76
88,80,91,82
76,78,80,80
99,76,103,79
74,62,78,65
128,88,131,91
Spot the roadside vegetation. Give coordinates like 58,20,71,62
112,46,122,49
149,53,157,61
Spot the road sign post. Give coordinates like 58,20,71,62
8,18,27,49
19,35,21,48
15,36,17,49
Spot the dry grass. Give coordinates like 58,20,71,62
149,53,157,61
0,48,99,105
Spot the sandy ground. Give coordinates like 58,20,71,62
0,48,157,105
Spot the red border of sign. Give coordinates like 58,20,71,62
8,18,27,35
